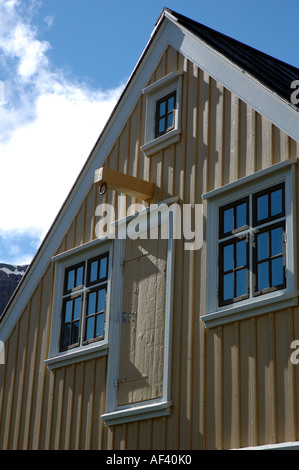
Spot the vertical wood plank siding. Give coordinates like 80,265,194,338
0,46,298,449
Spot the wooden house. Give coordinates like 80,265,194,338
0,8,299,450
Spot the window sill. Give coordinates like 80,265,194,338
201,290,299,328
45,342,108,370
141,128,181,157
101,400,172,426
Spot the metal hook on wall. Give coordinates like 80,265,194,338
99,182,107,195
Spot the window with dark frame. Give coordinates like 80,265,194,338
218,183,286,307
59,252,109,352
155,91,176,138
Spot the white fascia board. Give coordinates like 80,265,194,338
166,17,299,142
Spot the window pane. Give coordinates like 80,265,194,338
72,321,79,344
257,194,268,221
67,269,75,291
223,272,234,301
223,244,234,272
236,268,247,297
62,324,70,349
96,314,104,338
86,317,95,341
73,296,81,320
64,300,72,323
271,226,283,256
97,288,106,312
159,100,166,116
236,239,247,267
257,231,269,261
89,260,98,283
236,202,247,229
99,256,108,280
272,257,284,286
271,189,283,217
87,291,96,316
168,95,175,111
159,117,165,133
76,265,84,287
223,207,234,233
258,261,269,291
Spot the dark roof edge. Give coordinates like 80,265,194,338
165,8,299,109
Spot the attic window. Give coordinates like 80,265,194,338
155,91,176,138
141,71,183,156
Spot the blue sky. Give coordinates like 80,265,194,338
0,0,298,265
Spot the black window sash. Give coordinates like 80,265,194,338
82,285,107,345
252,221,286,296
219,196,249,239
86,252,109,287
63,261,85,295
59,252,109,352
252,182,285,227
218,233,249,306
154,91,176,138
59,292,83,351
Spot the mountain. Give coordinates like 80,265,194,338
0,264,28,316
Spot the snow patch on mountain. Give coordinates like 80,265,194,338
0,264,27,277
0,263,28,316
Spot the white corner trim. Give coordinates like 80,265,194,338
101,400,172,426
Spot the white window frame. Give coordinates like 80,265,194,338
101,200,176,426
202,158,298,328
45,238,113,369
141,71,183,157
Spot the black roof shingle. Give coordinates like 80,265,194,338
166,8,299,110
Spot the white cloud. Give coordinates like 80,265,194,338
0,0,124,254
44,14,54,29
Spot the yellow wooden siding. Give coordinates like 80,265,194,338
0,45,299,449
